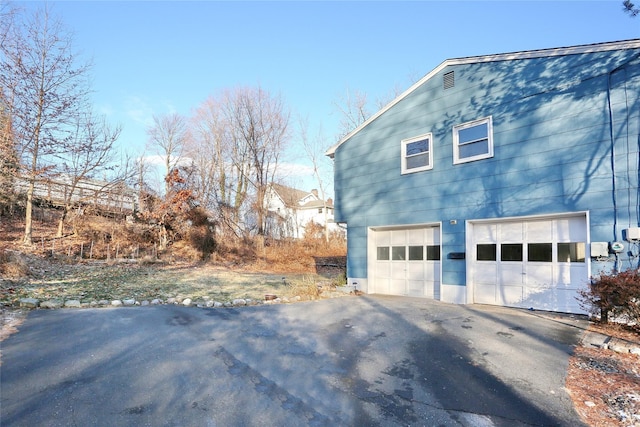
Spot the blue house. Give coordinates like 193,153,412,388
326,40,640,314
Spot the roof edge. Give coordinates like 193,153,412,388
325,39,640,158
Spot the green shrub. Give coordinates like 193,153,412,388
577,269,640,326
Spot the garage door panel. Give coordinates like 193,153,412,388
556,264,587,287
498,285,524,306
526,264,553,287
472,214,587,314
374,260,391,294
407,263,425,280
408,280,430,297
524,288,582,312
376,277,390,294
527,220,553,242
391,230,405,245
390,279,406,295
499,222,524,242
407,229,425,245
556,217,587,241
376,259,390,272
425,227,441,244
475,284,497,304
555,288,584,313
521,287,559,310
474,263,497,285
372,226,441,300
377,231,391,245
474,223,497,243
499,263,523,286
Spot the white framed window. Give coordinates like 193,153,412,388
453,116,493,164
401,133,433,174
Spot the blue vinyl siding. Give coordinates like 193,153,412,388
333,45,640,285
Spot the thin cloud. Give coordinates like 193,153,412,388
277,162,315,179
125,95,154,127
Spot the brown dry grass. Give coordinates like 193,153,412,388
0,209,346,308
0,250,29,278
0,208,346,269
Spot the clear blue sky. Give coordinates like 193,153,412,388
18,1,640,194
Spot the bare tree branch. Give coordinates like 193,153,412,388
146,112,187,195
623,0,639,16
0,4,91,244
54,111,121,237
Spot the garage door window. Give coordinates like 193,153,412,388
477,244,497,261
528,243,552,262
377,247,390,260
558,242,586,262
408,246,424,260
426,245,441,260
501,244,523,261
392,246,406,260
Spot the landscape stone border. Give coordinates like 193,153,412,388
18,285,355,311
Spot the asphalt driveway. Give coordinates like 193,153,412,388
1,295,588,426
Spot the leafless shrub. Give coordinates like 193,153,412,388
578,269,640,328
0,249,29,278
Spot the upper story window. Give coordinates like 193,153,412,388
401,133,433,174
453,116,493,164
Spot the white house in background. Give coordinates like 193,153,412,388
264,183,339,239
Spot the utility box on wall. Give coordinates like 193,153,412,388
591,242,609,258
623,228,640,242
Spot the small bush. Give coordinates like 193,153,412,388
577,269,640,326
0,249,30,278
287,276,322,300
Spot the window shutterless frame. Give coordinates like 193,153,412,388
401,133,433,174
453,116,493,164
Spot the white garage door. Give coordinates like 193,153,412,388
470,215,588,313
371,226,441,298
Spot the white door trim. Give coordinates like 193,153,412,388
368,222,442,298
465,211,591,310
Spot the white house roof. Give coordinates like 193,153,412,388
269,183,333,209
325,39,640,158
271,183,309,207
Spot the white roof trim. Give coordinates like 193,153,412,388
325,39,640,158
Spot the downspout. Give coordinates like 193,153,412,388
606,70,619,273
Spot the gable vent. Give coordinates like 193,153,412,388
443,71,455,90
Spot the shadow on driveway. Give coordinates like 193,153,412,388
0,296,587,426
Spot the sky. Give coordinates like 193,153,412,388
16,1,640,195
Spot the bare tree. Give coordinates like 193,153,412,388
0,97,18,214
300,117,333,242
230,86,290,236
54,111,121,237
0,2,20,214
187,93,248,238
0,5,91,245
333,87,370,139
0,1,19,49
187,95,227,212
216,89,253,236
130,151,152,215
146,112,187,195
184,87,290,238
